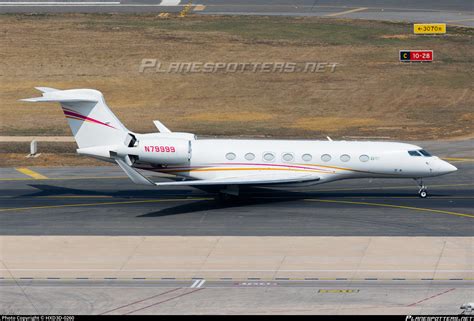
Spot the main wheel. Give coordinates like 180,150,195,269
419,190,427,198
216,192,236,202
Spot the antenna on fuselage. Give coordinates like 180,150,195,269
326,136,333,141
153,120,172,133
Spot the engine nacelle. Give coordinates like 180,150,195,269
135,138,191,165
77,134,193,166
149,132,196,140
136,132,196,141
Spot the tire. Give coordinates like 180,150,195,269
419,190,427,198
215,193,236,202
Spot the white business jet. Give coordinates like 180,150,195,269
22,88,457,198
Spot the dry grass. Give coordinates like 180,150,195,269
0,153,108,167
460,113,474,122
185,112,274,122
290,117,378,132
0,14,472,140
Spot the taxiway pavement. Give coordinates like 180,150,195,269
0,0,472,27
0,159,472,236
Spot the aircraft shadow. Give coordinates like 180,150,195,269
23,184,452,200
137,197,287,218
137,187,455,217
23,184,194,198
16,184,461,218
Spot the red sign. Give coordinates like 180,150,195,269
400,50,433,62
410,50,433,61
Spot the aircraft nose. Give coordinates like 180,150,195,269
438,160,457,174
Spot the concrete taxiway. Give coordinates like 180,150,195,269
0,139,472,314
1,279,472,315
0,160,472,236
0,0,472,27
1,235,472,280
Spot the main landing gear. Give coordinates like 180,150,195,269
216,185,240,202
414,178,428,198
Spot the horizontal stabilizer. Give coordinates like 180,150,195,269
21,88,101,104
21,97,97,103
35,87,59,93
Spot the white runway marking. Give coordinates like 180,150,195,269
326,7,368,17
2,268,472,273
160,0,180,5
190,279,206,288
0,1,190,6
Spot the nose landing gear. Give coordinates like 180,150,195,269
415,178,428,198
419,189,427,198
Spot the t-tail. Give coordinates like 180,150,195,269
21,87,130,149
22,87,192,184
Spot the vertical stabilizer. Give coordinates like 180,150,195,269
22,88,129,149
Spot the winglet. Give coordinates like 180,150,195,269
115,157,155,186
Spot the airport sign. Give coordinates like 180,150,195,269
414,23,446,34
400,50,433,62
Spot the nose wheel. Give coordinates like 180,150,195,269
419,189,427,198
415,178,428,198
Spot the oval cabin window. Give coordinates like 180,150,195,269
225,152,236,160
245,153,255,161
340,154,351,162
321,154,331,162
263,152,275,162
302,154,312,162
282,153,294,162
359,155,369,162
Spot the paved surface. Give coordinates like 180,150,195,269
0,280,471,314
0,140,472,314
0,159,472,236
1,236,471,280
0,0,472,27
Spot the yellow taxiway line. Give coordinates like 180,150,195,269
0,195,472,219
15,167,48,180
0,198,212,213
442,157,474,162
304,199,474,219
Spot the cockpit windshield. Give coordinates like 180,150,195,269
408,150,422,156
408,150,432,157
418,149,432,157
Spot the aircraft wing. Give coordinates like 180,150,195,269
115,158,320,186
154,173,320,186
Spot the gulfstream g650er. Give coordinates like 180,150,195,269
23,88,457,198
